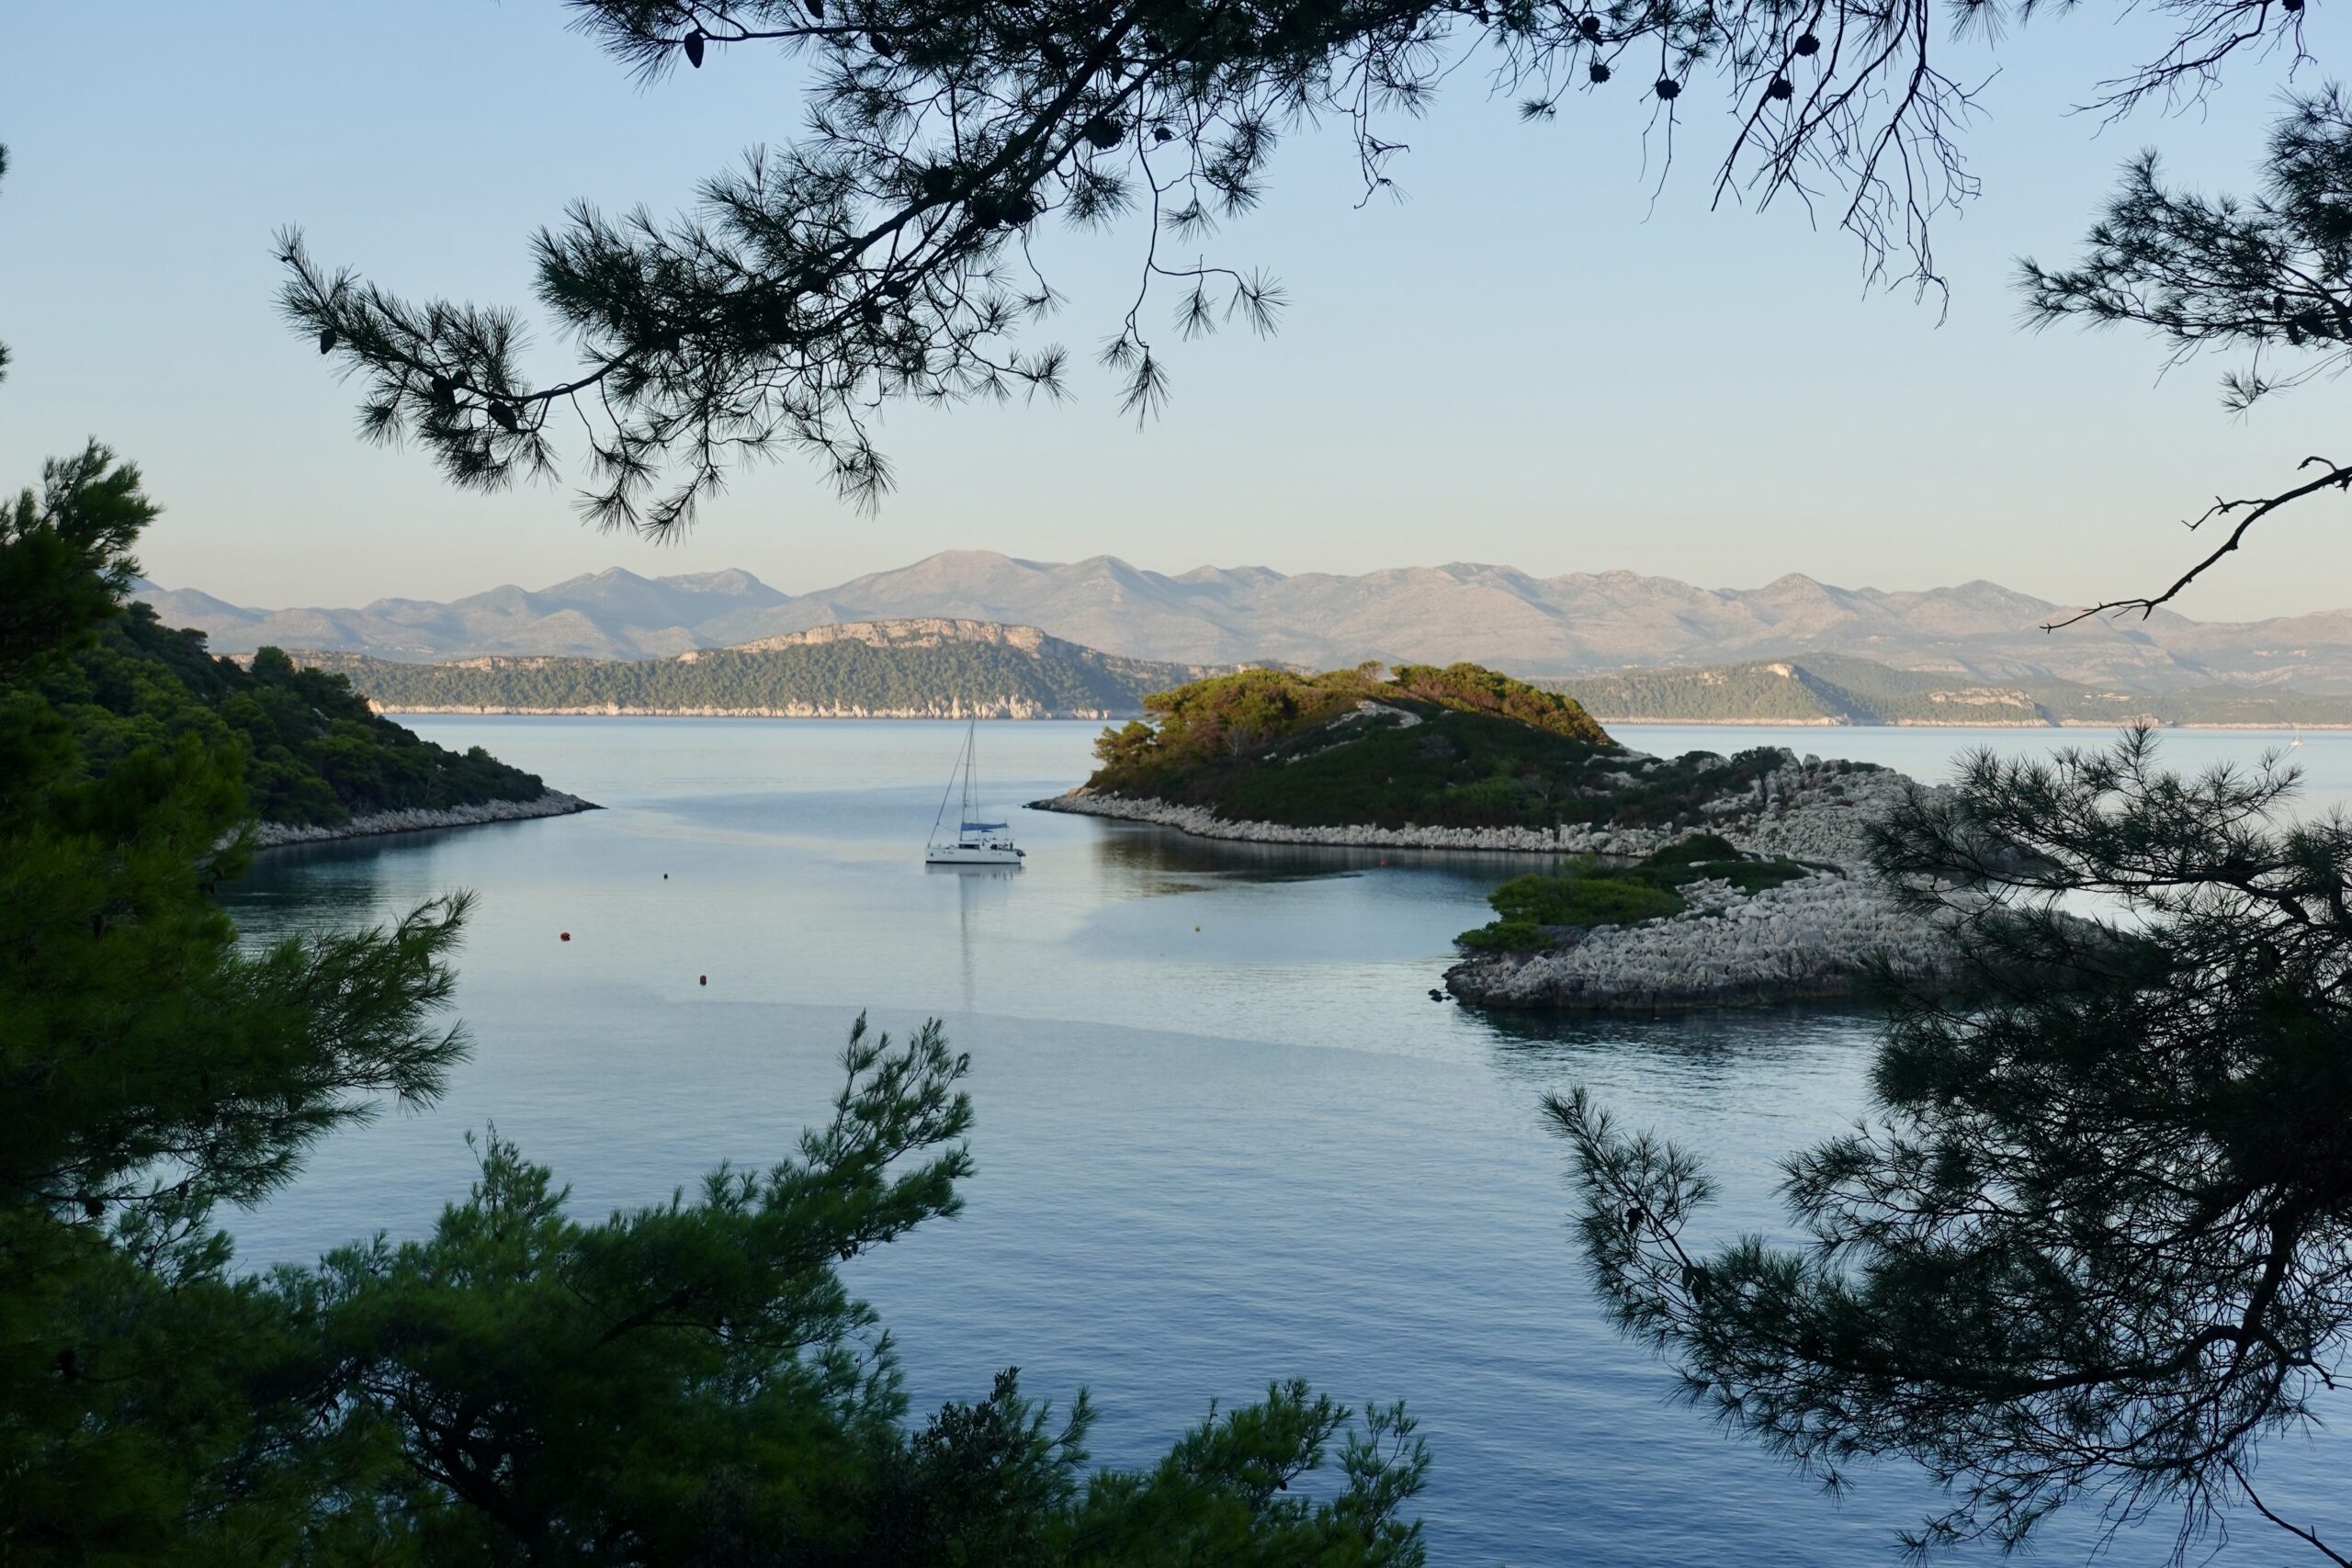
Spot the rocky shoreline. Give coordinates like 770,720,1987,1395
1440,870,1962,1010
251,790,598,850
1032,753,1964,1010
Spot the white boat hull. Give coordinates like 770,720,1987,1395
926,843,1024,865
926,723,1023,864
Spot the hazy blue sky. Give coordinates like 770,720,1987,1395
5,2,2349,618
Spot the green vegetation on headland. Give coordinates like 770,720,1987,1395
7,446,1430,1563
1081,663,1883,832
1551,653,2352,728
45,606,547,828
1456,834,1812,950
299,624,1227,717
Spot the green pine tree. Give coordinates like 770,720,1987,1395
1557,729,2352,1565
0,445,1430,1564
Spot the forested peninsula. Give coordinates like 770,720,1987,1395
1035,664,1961,1008
1551,654,2352,728
299,619,1234,718
50,604,588,844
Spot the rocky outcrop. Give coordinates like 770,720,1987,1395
1034,752,1963,1010
1442,872,1962,1010
251,791,598,849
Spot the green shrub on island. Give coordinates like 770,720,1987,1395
1089,665,1858,836
1096,663,1610,784
1456,834,1812,951
39,606,545,826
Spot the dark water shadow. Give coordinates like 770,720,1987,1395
1080,816,1570,886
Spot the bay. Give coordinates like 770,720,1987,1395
221,718,2348,1567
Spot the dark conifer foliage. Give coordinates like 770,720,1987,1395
47,615,549,826
2026,93,2352,621
0,446,1432,1563
279,0,2311,533
1555,729,2352,1565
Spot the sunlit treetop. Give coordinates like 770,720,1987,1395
278,0,2321,536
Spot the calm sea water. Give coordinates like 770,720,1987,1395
221,719,2347,1567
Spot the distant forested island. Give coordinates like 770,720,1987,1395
289,624,2352,731
296,620,1238,718
1550,654,2352,728
44,604,581,838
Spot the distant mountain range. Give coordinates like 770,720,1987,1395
292,620,1236,719
1552,655,2352,729
137,550,2352,694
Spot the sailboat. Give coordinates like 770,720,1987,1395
926,719,1025,866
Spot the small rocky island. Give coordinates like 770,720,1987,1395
1032,663,1962,1010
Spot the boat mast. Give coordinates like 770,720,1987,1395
962,719,978,829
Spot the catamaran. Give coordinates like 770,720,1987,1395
926,719,1024,865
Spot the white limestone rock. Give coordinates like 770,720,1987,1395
250,790,598,849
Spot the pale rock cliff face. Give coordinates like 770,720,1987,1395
707,618,1054,656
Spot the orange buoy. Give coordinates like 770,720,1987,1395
560,932,571,942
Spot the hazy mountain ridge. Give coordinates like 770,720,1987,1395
138,551,2352,694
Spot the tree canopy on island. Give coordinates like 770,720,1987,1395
1080,660,1866,830
48,612,548,827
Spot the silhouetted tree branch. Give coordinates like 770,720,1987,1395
1555,731,2352,1565
281,0,2318,534
2027,90,2352,623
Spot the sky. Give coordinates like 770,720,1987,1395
4,2,2350,621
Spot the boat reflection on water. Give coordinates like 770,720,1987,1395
929,856,1019,1010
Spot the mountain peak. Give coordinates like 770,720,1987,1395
130,555,2352,694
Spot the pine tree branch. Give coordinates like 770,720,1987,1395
2042,455,2352,628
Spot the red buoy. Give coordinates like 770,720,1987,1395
698,975,707,986
560,932,571,942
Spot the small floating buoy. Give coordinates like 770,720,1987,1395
560,932,571,942
698,975,707,986
1194,925,1201,931
662,873,668,880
